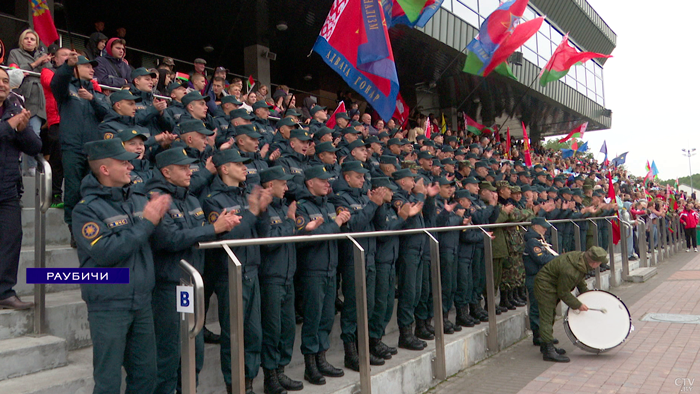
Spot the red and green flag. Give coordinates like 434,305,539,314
246,75,255,93
558,122,587,143
539,33,612,87
463,113,487,135
175,72,190,82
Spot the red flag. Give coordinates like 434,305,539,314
325,101,346,129
521,122,532,167
505,127,511,159
571,140,578,151
393,93,410,127
424,117,431,139
30,0,59,46
483,17,545,76
607,171,621,245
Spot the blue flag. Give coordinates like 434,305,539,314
577,141,588,152
611,152,628,167
561,148,574,158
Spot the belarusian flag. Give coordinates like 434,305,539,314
175,72,190,82
246,75,255,93
539,33,612,87
675,178,679,191
424,117,432,139
463,113,486,135
558,122,587,143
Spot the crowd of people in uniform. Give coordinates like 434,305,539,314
0,28,695,394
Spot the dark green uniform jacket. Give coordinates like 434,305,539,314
534,251,592,310
330,176,379,267
201,176,270,277
277,150,308,201
51,63,110,153
436,195,463,251
259,197,297,285
72,173,155,312
373,203,406,264
130,87,168,136
163,101,187,131
295,188,341,277
392,188,427,251
169,142,215,198
144,171,216,281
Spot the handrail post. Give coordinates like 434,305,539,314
33,155,51,335
550,225,560,254
179,259,205,394
223,245,245,394
425,231,446,381
659,217,666,262
480,228,498,353
649,220,657,267
347,236,371,394
638,221,648,267
620,222,630,281
588,220,600,289
606,219,617,287
571,220,581,252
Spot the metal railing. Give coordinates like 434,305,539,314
198,214,618,394
33,155,52,335
179,259,205,394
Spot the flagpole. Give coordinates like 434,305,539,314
493,72,540,131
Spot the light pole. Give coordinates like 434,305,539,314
682,148,696,195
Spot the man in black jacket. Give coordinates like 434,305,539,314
0,68,42,309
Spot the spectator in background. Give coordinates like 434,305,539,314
190,73,207,95
256,84,269,101
241,91,257,113
40,47,73,208
228,79,243,101
94,38,131,88
361,113,377,136
155,69,171,96
7,28,49,176
85,32,108,60
680,203,699,252
158,57,175,72
190,58,208,81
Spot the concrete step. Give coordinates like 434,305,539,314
0,347,93,394
22,208,71,248
0,335,68,382
16,246,80,297
626,267,658,283
0,290,91,350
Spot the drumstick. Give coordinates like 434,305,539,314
588,308,607,314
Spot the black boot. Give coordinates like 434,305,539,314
277,366,303,391
519,286,529,303
415,319,435,340
369,351,385,366
532,329,542,346
203,326,221,344
69,228,77,249
398,325,424,350
499,290,515,311
443,317,455,334
246,378,255,394
471,303,488,322
424,317,435,336
335,296,344,314
379,339,398,355
541,342,570,362
316,351,344,377
370,337,392,360
263,368,287,394
509,289,526,307
343,341,360,371
303,354,326,385
456,306,475,327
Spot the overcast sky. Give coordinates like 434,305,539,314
543,0,700,181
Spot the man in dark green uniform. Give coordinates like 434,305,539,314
330,161,388,370
534,246,607,362
73,139,171,393
145,148,240,394
295,165,351,385
523,217,557,347
201,149,273,394
259,166,304,392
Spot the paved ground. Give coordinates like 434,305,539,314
429,249,699,394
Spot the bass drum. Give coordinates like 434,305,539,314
563,290,633,354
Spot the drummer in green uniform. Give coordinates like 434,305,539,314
534,246,607,362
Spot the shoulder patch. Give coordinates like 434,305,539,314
533,246,542,254
295,215,305,229
82,222,100,239
208,211,219,224
394,200,404,209
104,133,114,140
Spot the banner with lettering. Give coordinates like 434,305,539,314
312,0,400,122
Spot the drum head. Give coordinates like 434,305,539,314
565,290,632,352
